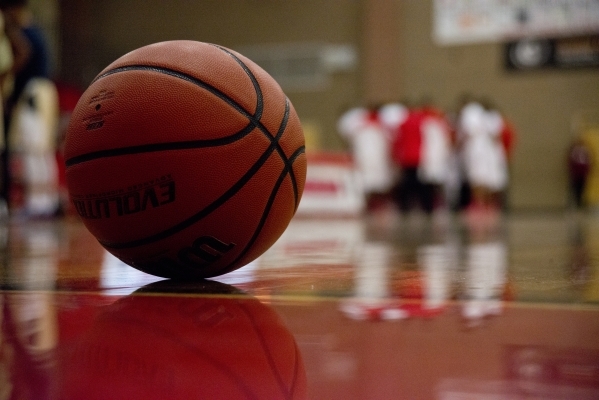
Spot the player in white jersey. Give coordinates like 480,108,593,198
8,77,59,217
458,101,508,214
337,105,397,211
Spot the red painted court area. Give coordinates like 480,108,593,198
1,212,599,399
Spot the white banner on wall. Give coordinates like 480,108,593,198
434,0,599,45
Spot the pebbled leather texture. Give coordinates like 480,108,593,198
64,41,306,279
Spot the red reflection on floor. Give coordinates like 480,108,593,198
0,213,598,399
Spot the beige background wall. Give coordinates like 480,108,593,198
397,1,599,210
49,0,599,210
58,0,364,150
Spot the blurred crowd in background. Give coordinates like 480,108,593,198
1,0,81,220
337,97,517,219
0,0,595,222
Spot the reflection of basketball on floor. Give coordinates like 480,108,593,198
64,40,306,279
57,281,307,399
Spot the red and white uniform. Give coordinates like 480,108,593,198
459,102,508,191
418,109,452,185
378,102,408,139
337,107,395,194
391,108,424,169
8,77,60,216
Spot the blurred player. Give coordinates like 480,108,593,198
390,102,451,216
458,100,508,218
0,9,12,217
337,104,396,212
8,77,59,217
1,0,59,217
378,101,408,136
418,104,452,215
567,137,592,209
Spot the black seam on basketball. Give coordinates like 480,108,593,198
92,65,255,118
68,63,297,205
210,46,302,206
99,106,292,250
80,53,305,257
206,45,302,204
209,44,264,122
272,99,300,207
290,147,305,211
65,123,256,167
100,142,276,249
91,64,267,137
79,59,302,204
130,145,305,279
91,50,298,205
67,64,263,167
217,146,305,277
209,44,305,207
277,99,299,206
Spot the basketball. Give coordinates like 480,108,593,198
64,41,306,279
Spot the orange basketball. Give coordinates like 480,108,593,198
64,41,306,279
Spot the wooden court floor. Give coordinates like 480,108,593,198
1,211,598,399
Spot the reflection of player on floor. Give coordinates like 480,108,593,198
1,220,59,398
463,241,507,324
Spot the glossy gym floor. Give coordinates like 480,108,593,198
1,210,598,399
